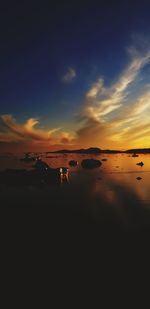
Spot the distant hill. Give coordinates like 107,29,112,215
46,147,102,154
126,148,150,154
46,147,150,154
47,147,122,154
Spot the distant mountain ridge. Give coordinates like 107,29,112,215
46,147,150,154
47,147,102,154
125,148,150,153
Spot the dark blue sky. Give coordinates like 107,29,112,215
1,0,150,128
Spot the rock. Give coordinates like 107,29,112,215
136,177,142,180
101,158,107,162
81,159,102,169
21,153,36,162
0,165,69,186
69,160,78,167
136,161,144,167
33,159,50,171
60,167,69,174
132,153,139,157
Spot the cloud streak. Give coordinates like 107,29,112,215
76,45,150,149
0,115,75,151
62,67,76,83
1,43,150,151
84,48,150,121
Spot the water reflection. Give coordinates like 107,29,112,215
60,167,69,184
0,153,150,229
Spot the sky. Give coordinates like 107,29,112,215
1,0,150,152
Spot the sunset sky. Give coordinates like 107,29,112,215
1,1,150,152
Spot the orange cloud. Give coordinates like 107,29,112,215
0,115,75,152
75,46,150,149
1,44,150,152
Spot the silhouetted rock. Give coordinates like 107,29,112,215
136,161,144,167
0,158,70,187
21,153,36,162
132,154,139,157
81,159,102,169
0,165,69,186
33,160,69,182
69,160,78,166
136,177,142,180
33,159,50,171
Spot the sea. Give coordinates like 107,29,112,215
0,152,150,232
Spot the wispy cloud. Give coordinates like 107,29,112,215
84,48,150,120
76,44,150,149
0,115,57,141
0,115,75,151
62,67,76,83
1,42,150,152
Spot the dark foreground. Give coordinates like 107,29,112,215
2,155,150,293
1,153,150,236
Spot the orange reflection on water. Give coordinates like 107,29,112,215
0,153,150,205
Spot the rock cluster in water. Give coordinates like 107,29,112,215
81,159,102,169
136,177,142,180
20,153,37,162
69,160,78,167
0,159,69,186
136,161,144,167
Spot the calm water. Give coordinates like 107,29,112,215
0,153,150,230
